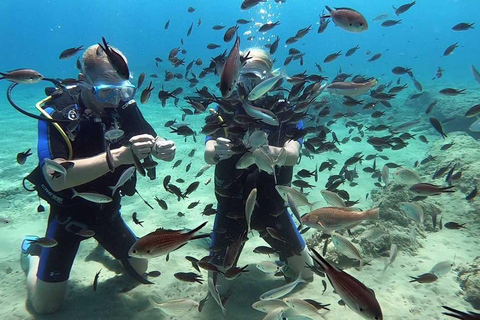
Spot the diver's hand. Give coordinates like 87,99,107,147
261,145,287,166
129,134,155,160
215,137,234,161
152,136,176,162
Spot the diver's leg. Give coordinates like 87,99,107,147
27,257,68,315
94,209,148,277
26,213,81,314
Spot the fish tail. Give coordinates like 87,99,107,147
190,233,210,241
309,247,330,272
441,185,455,193
366,207,380,219
187,221,208,237
71,188,78,199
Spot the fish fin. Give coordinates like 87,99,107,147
186,221,208,237
71,188,78,199
190,233,211,241
309,247,330,272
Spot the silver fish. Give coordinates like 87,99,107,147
243,100,279,126
148,297,199,317
252,299,288,313
399,202,424,225
260,274,307,300
71,189,112,203
429,260,454,277
331,233,364,269
245,188,257,233
109,166,135,196
381,165,389,186
236,152,255,169
320,190,345,207
208,276,227,315
275,185,314,210
248,68,285,101
383,243,398,271
282,298,325,319
287,193,302,226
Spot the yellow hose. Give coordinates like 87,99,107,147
209,108,228,137
35,96,73,160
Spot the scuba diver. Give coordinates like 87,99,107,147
16,43,176,314
203,48,314,303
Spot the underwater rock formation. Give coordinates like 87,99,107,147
457,255,480,309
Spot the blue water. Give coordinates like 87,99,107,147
1,0,480,319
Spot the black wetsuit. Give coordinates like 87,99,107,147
206,106,306,267
35,97,155,283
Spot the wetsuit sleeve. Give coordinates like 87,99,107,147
205,105,219,143
296,120,304,145
118,101,157,138
37,107,69,167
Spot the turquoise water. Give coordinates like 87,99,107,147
0,0,479,319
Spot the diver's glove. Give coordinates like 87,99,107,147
151,136,176,162
214,137,234,161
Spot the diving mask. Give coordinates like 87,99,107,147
91,80,136,103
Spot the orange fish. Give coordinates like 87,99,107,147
301,207,379,233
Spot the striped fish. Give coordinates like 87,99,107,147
128,221,209,258
331,233,364,269
311,248,383,320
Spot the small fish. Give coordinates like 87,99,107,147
27,237,58,248
164,19,170,30
452,22,475,31
0,68,43,84
409,183,455,196
429,261,454,277
241,0,266,10
98,37,129,80
77,229,95,238
331,233,364,268
220,36,248,98
174,272,203,284
59,45,84,60
140,81,154,104
148,297,199,317
443,43,459,56
132,212,144,227
144,270,161,277
154,196,168,210
72,189,112,203
93,269,101,291
258,21,280,33
471,65,480,85
245,188,257,234
393,1,416,15
399,202,424,225
381,19,402,27
383,243,398,271
444,222,466,230
17,148,32,165
442,305,480,319
466,186,477,202
259,274,307,300
324,50,342,63
429,117,447,139
223,25,239,42
322,6,368,33
409,273,438,283
128,221,209,258
108,166,135,196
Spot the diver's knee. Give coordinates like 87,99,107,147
29,279,67,315
286,247,314,282
128,257,148,274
